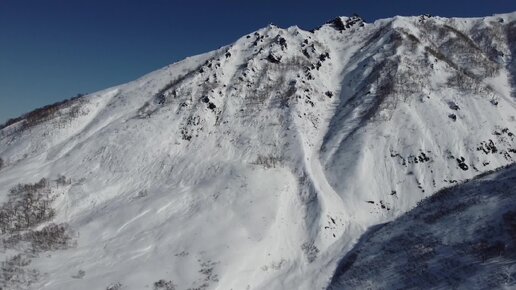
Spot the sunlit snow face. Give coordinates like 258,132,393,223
1,12,516,290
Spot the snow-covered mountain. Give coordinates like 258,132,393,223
328,163,516,289
0,12,515,290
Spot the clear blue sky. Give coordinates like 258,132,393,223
1,0,515,124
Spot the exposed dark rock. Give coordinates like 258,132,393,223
278,37,287,50
302,48,310,58
319,52,330,62
456,157,469,171
327,17,346,31
267,53,281,64
477,140,497,154
448,101,460,110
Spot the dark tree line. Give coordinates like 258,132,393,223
0,93,85,131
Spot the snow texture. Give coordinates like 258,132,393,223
0,12,516,290
328,164,516,290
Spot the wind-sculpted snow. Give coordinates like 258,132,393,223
0,12,515,290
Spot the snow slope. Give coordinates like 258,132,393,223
328,164,516,289
0,12,515,290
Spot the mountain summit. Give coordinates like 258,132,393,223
1,12,516,289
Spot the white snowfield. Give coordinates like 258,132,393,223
0,12,515,290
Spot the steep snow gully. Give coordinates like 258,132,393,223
1,12,516,290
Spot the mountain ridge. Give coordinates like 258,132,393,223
0,12,516,289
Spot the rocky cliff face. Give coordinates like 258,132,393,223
0,12,515,290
